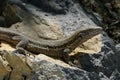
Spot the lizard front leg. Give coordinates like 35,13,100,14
63,49,81,68
16,39,28,55
12,36,29,55
62,49,75,65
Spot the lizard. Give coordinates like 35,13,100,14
0,0,102,65
0,27,102,65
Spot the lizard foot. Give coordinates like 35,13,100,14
13,48,26,55
68,61,81,68
13,48,28,63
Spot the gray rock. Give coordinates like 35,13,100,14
30,57,99,80
116,44,120,52
0,0,119,80
78,31,119,79
110,69,120,80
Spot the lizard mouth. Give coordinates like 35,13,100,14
88,27,102,36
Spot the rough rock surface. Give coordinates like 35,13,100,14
76,32,119,78
27,32,119,80
0,0,119,80
0,33,102,80
80,0,120,43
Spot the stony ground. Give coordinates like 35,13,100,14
0,0,119,80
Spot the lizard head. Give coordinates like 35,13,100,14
61,26,102,52
79,26,102,39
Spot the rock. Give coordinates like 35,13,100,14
0,55,10,80
0,0,6,15
80,0,120,43
73,31,119,78
0,51,32,80
0,43,15,51
110,69,120,80
25,54,101,80
0,0,119,80
70,34,102,56
116,43,120,52
26,0,71,14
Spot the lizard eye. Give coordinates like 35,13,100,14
79,33,83,38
